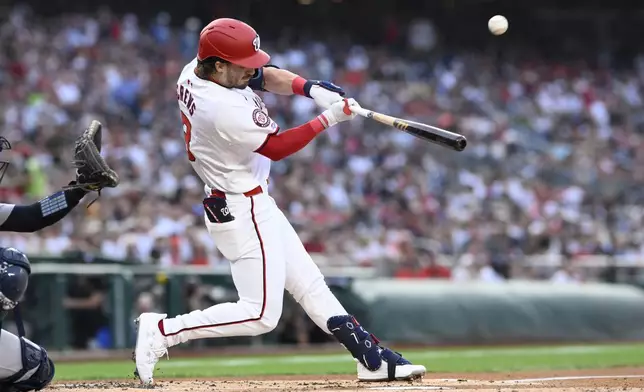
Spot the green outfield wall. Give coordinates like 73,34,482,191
18,260,644,349
352,279,644,344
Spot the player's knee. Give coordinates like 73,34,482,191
253,315,279,335
240,300,281,336
255,304,282,335
0,338,55,391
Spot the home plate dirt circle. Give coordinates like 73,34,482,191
46,368,644,391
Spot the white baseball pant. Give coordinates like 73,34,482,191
0,329,22,380
161,184,347,344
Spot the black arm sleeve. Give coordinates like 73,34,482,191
0,188,87,233
248,64,281,92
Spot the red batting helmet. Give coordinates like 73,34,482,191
198,18,270,69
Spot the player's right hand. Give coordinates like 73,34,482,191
319,98,360,128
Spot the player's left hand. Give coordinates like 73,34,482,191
309,81,346,109
319,98,361,128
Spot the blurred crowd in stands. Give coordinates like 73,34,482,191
1,5,644,283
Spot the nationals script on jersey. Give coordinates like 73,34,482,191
176,58,279,194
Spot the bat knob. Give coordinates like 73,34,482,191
455,136,467,152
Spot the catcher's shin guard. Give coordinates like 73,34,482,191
327,315,383,371
0,335,55,392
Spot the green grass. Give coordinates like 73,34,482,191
53,343,644,381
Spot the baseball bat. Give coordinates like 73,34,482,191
349,106,467,152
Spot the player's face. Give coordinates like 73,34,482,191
221,63,257,89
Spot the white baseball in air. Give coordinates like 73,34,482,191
488,15,508,35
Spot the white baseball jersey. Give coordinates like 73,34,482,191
176,58,279,195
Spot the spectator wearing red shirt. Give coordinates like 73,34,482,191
395,249,451,279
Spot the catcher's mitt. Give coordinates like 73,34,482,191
63,120,119,204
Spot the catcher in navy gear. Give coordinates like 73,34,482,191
0,121,119,391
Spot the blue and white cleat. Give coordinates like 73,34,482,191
357,348,426,382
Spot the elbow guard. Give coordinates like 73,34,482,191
248,64,281,92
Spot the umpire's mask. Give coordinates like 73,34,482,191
0,137,11,185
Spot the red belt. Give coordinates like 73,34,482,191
210,185,263,199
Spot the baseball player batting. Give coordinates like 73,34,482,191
0,124,119,392
133,18,426,384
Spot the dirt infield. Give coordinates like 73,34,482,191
46,367,644,391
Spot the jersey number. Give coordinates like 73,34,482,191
181,112,196,162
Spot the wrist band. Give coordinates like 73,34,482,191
314,114,330,130
292,76,314,98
